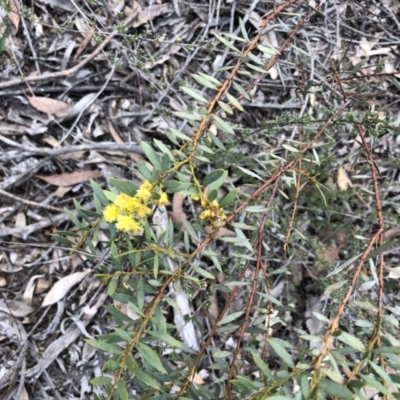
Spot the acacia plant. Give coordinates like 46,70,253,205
57,1,400,399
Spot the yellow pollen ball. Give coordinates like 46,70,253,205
156,192,169,206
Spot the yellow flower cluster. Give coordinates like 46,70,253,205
103,181,169,235
199,200,227,229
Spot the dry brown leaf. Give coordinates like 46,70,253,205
18,386,30,400
209,123,218,137
8,0,19,31
34,278,51,294
337,166,352,191
349,133,361,157
191,373,205,384
55,93,97,120
15,212,26,228
144,45,181,69
58,150,86,161
42,135,60,148
52,186,72,198
41,269,91,307
207,292,219,325
107,120,124,144
36,169,102,186
23,274,45,305
27,96,69,114
205,226,236,238
124,0,148,26
108,0,125,14
114,300,140,322
359,37,375,54
168,193,187,225
384,227,400,239
13,212,26,239
0,298,34,317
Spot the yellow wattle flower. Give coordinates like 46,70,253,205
156,191,169,206
115,215,142,235
133,202,152,218
103,204,119,223
114,193,138,213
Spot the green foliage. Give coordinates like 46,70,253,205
54,6,400,400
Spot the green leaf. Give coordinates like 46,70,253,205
352,58,368,73
0,36,7,54
192,74,219,90
239,17,250,42
163,179,181,192
226,92,243,111
153,252,159,279
268,338,294,368
207,189,218,202
181,86,209,104
133,368,160,390
212,114,235,135
213,350,232,358
368,361,397,391
181,219,198,242
168,128,192,142
290,43,311,56
51,235,75,246
103,190,117,203
108,178,137,196
116,379,129,400
219,188,239,208
214,33,241,53
258,43,280,55
237,166,263,181
141,141,162,170
218,100,233,115
231,375,260,393
222,32,247,42
232,81,251,100
245,205,268,212
114,327,132,342
137,276,144,310
282,144,299,153
137,342,167,374
90,180,108,205
164,295,180,310
327,253,362,277
198,72,221,85
153,139,175,162
209,171,228,191
246,63,267,74
247,52,264,65
209,131,226,150
203,169,225,186
319,378,353,400
136,160,153,182
148,330,183,348
361,373,391,396
218,311,244,326
64,208,82,228
337,331,365,352
172,111,202,121
324,279,347,296
193,265,215,279
108,278,118,296
252,353,273,380
77,208,101,218
85,339,123,355
90,376,112,386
